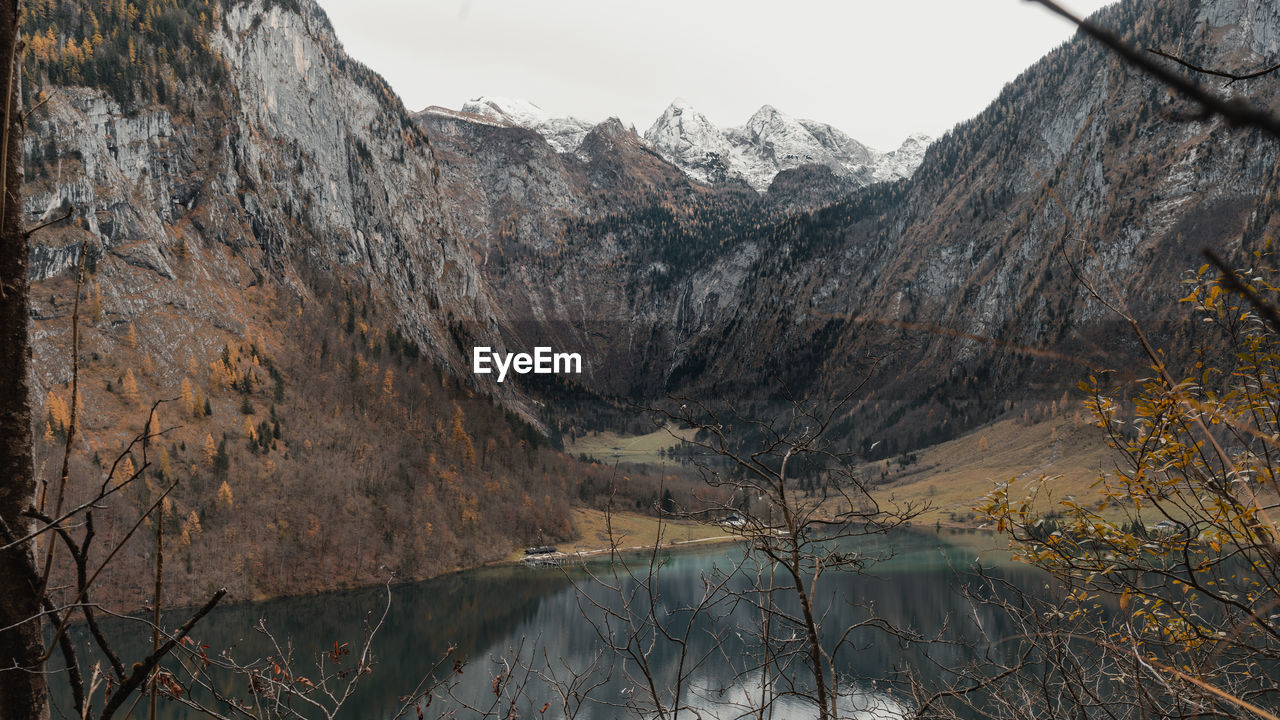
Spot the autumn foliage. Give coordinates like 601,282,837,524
30,270,690,611
982,248,1280,718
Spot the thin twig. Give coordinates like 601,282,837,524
1029,0,1280,140
1148,47,1280,87
21,88,55,122
99,588,228,720
1203,249,1280,337
22,204,74,239
36,250,85,598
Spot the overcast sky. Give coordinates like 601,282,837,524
312,0,1116,151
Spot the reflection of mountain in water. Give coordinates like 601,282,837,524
680,671,908,720
57,531,1047,719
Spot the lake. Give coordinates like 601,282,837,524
52,529,1047,719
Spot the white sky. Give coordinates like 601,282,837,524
312,0,1116,151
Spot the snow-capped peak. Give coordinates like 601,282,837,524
458,96,595,154
647,99,723,141
462,97,551,127
436,95,932,190
645,99,925,192
742,104,786,137
642,100,736,184
871,132,934,183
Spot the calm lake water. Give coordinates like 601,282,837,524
53,529,1047,719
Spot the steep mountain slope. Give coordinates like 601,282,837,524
17,0,682,606
25,0,505,383
418,0,1280,458
665,0,1280,454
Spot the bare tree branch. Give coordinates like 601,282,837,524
99,587,227,720
1029,0,1280,139
1204,248,1280,337
1147,47,1280,87
20,203,73,239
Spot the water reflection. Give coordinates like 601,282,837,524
53,530,1042,719
679,671,908,720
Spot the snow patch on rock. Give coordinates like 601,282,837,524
459,96,594,154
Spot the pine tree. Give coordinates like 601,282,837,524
46,392,70,433
216,480,233,509
451,402,476,466
120,368,139,405
179,510,202,547
114,456,135,487
180,377,195,417
213,439,229,477
88,283,102,324
382,368,395,400
202,433,216,465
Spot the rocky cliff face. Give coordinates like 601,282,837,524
212,1,507,373
25,0,513,397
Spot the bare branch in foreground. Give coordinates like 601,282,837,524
1030,0,1280,139
1147,47,1280,87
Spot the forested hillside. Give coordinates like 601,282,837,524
20,0,713,608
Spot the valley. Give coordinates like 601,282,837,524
11,0,1280,614
9,0,1280,718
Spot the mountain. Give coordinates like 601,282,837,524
640,98,741,185
870,132,932,183
15,0,674,607
457,96,596,154
17,0,1280,605
639,0,1280,453
426,95,930,191
416,0,1280,457
644,99,932,190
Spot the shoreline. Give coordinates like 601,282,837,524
100,518,999,617
495,531,748,569
498,519,1006,570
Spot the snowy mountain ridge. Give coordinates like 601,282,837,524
648,99,931,190
426,96,930,191
458,96,596,154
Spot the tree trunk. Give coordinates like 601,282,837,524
0,2,46,718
